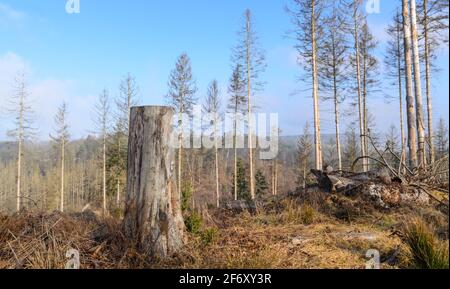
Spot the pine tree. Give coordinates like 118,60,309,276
166,53,198,198
319,2,348,171
297,122,313,190
228,64,247,201
232,159,250,201
7,73,36,212
203,80,222,208
233,9,266,200
288,0,325,170
51,102,70,212
255,169,268,198
93,89,110,214
385,10,407,172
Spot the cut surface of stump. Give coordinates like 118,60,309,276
123,106,184,259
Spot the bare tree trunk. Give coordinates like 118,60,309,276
423,0,435,165
102,135,107,214
16,137,22,212
178,112,183,200
312,0,323,170
332,35,343,171
410,0,427,168
234,133,238,201
60,139,65,212
272,159,278,196
246,14,256,200
402,0,418,168
352,1,367,172
396,12,407,173
214,121,220,208
123,106,184,259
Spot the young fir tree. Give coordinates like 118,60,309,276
232,159,250,201
255,169,268,198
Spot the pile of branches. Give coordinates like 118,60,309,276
312,134,448,209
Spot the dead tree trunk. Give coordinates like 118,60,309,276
123,106,184,260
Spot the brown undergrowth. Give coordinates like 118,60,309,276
0,191,448,269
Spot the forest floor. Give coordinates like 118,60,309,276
0,189,448,269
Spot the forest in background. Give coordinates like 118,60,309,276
0,0,449,216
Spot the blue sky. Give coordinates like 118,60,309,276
0,0,448,139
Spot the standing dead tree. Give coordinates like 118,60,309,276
319,2,348,171
385,10,407,173
418,0,449,165
287,0,324,171
7,73,36,212
233,9,267,200
166,53,198,199
402,0,419,168
123,106,185,259
51,102,70,213
112,74,140,208
410,0,427,168
93,89,110,214
203,80,222,208
228,64,247,201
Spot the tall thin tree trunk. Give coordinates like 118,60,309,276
353,1,367,172
423,0,435,165
410,0,427,168
396,12,407,173
246,14,256,200
402,0,418,168
312,0,323,170
102,135,107,214
214,121,220,208
332,37,342,171
16,137,22,212
178,112,183,199
234,112,238,201
60,139,65,212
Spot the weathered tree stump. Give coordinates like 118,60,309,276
123,106,184,259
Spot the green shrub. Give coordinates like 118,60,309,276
185,211,202,234
181,182,193,212
403,218,449,269
200,228,218,246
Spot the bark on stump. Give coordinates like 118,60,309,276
123,106,184,259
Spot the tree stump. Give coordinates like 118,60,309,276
123,106,184,259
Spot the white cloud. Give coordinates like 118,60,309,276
0,52,93,140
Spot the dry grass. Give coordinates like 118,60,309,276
402,218,449,269
0,194,447,269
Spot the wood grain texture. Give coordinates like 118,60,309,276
123,106,184,259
